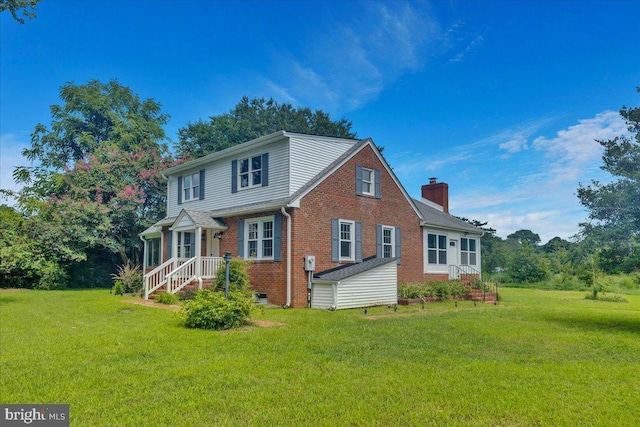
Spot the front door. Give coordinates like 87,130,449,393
207,231,220,257
449,239,459,279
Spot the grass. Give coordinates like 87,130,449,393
1,288,639,426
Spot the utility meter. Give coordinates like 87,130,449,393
304,255,316,271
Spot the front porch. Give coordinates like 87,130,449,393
141,209,228,299
144,256,225,299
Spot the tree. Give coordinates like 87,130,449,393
0,0,39,24
177,96,357,158
10,79,173,287
507,229,541,246
577,88,640,273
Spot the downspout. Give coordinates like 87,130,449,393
281,207,292,308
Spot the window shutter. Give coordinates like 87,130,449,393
237,219,244,258
167,231,172,258
199,169,205,200
231,160,238,193
395,227,402,265
262,153,269,187
376,224,383,258
273,214,282,262
374,169,381,199
355,165,363,196
355,221,363,263
331,218,339,262
177,176,183,205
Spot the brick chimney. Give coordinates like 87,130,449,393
421,177,449,213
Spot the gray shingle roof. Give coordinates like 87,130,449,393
313,256,397,282
183,210,226,228
412,198,483,234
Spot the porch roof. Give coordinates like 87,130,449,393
171,209,227,230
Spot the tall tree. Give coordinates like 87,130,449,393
507,229,541,246
0,0,39,24
577,88,640,273
177,96,357,158
10,80,173,286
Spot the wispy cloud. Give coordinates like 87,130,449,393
264,2,441,112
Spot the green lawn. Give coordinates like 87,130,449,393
1,288,639,426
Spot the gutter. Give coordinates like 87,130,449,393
281,207,292,308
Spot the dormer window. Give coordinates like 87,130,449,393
231,153,269,193
240,155,262,188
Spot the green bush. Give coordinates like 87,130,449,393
113,280,124,296
398,282,432,299
156,292,179,305
398,281,468,301
35,261,69,290
214,258,251,293
182,289,254,330
111,262,143,294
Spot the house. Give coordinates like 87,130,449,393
141,131,483,308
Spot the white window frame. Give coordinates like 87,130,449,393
147,237,161,267
461,237,477,266
177,232,194,259
239,155,262,189
339,219,355,262
382,226,395,258
361,167,374,196
183,173,200,201
245,216,274,260
428,233,447,265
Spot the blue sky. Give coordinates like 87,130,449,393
1,0,639,243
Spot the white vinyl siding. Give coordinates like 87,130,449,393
166,139,290,217
312,262,397,310
289,135,356,194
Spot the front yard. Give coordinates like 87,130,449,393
1,288,639,426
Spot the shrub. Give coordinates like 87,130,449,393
111,262,143,294
178,288,197,301
113,280,124,296
182,289,254,330
35,261,70,290
156,292,179,305
214,258,251,293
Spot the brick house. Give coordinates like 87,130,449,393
141,131,482,308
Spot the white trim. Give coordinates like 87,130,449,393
338,219,355,262
244,215,275,260
361,167,374,196
381,225,395,258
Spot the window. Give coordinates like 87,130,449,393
461,238,477,266
178,169,205,204
146,238,161,267
331,218,362,263
356,165,381,198
382,226,394,258
240,155,262,189
428,233,447,264
361,168,374,196
245,217,274,260
183,173,200,201
177,232,194,258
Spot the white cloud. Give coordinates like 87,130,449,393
499,133,529,154
532,110,626,184
264,2,441,112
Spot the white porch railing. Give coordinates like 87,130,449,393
144,256,225,299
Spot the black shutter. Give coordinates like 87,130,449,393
262,153,269,187
376,224,383,258
355,165,363,196
331,218,339,262
355,221,362,263
199,169,205,200
177,176,183,205
237,219,244,257
374,169,381,199
231,160,238,193
395,227,402,265
273,214,282,261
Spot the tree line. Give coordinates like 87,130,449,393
0,80,637,289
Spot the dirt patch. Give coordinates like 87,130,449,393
0,289,31,293
122,299,286,328
122,299,182,311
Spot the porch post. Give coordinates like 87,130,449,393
172,229,178,270
195,226,202,284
